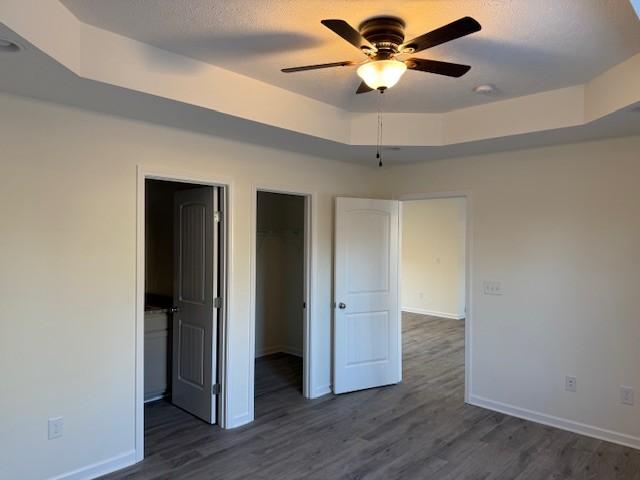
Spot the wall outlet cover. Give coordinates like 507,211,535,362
565,376,577,392
621,386,634,406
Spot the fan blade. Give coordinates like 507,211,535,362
406,58,471,77
321,19,374,52
281,61,355,73
401,17,481,53
356,81,374,94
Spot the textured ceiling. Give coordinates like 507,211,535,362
58,0,640,113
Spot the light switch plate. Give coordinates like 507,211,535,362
621,386,634,406
48,417,63,440
483,280,503,295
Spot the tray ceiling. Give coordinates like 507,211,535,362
59,0,640,113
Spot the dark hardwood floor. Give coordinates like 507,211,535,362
102,313,640,479
254,352,302,400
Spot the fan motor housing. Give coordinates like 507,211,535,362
359,16,405,54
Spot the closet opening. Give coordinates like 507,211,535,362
254,190,308,415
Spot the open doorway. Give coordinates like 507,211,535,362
333,196,469,398
400,196,467,397
143,178,225,428
253,191,308,415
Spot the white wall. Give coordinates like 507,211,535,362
0,93,374,480
401,198,466,319
255,192,304,358
375,135,640,447
2,89,640,480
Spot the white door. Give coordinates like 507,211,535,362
172,187,219,423
334,197,401,394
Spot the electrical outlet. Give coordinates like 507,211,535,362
48,417,63,440
621,386,634,406
565,376,577,392
483,280,503,296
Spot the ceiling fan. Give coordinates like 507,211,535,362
282,16,481,93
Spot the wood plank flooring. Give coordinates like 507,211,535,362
254,352,302,399
101,313,640,479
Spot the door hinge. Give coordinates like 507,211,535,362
212,383,221,395
214,210,222,223
214,297,222,309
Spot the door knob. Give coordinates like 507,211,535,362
338,302,346,309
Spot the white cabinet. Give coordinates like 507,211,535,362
144,309,170,401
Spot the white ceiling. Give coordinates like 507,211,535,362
59,0,640,113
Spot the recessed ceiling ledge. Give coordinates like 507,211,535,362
2,0,639,149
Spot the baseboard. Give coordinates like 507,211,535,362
144,393,167,403
469,394,640,450
311,384,332,399
256,345,302,358
49,450,137,480
402,306,464,320
255,345,281,357
280,345,303,357
227,411,253,429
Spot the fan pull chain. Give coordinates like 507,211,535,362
377,89,384,167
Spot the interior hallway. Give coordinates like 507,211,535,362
102,314,640,480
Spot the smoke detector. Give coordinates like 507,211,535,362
473,84,496,95
0,38,22,53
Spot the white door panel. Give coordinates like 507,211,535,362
172,187,218,423
334,197,400,394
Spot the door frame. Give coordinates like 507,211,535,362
395,191,472,404
249,184,315,412
135,166,232,462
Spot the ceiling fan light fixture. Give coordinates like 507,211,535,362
357,59,407,90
